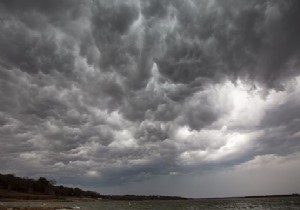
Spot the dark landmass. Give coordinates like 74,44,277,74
99,194,187,200
244,194,300,198
0,207,73,210
200,194,300,200
0,173,186,201
0,173,100,200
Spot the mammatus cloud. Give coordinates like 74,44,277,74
0,0,300,197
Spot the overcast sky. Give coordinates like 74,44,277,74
1,0,300,198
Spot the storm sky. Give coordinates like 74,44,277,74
1,0,300,198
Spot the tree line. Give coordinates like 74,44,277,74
0,173,100,198
0,173,187,200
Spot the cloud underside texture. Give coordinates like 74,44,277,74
1,0,300,194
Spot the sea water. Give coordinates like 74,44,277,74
2,197,300,210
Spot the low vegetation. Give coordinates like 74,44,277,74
0,173,186,201
0,173,100,200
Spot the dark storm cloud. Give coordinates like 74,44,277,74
135,120,169,143
0,0,300,195
156,0,300,89
0,0,83,76
0,0,78,14
256,94,300,156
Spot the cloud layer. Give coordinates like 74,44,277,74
1,0,300,197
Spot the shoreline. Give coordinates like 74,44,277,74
0,207,74,210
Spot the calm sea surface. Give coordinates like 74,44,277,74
2,197,300,210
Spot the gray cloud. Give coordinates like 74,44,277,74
156,0,300,88
0,0,300,197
